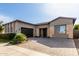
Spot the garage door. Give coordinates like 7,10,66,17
21,27,33,37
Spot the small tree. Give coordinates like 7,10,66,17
74,24,79,30
0,21,4,33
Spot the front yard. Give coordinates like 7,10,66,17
0,37,79,56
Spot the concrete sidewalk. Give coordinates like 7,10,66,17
0,44,49,56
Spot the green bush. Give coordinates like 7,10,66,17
74,24,79,30
9,39,20,45
0,33,27,44
8,33,16,40
0,33,16,42
10,33,27,45
0,33,16,40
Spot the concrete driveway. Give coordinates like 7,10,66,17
19,38,78,56
0,43,49,56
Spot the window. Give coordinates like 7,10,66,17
60,25,66,33
55,25,66,34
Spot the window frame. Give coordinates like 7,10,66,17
54,24,66,34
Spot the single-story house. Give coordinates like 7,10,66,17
4,17,76,38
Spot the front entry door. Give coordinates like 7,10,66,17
39,28,47,37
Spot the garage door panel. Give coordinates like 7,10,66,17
21,27,33,37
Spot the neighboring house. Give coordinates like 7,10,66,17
4,17,76,38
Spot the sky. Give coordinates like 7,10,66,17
0,3,79,24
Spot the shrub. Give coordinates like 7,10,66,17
74,24,79,30
0,21,4,33
0,33,16,42
9,39,20,45
8,33,16,40
10,33,27,44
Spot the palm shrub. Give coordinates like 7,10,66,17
0,21,4,33
10,33,27,44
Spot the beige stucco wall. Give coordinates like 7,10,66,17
15,21,35,36
49,18,73,38
4,24,7,33
66,24,73,38
4,18,74,38
4,22,15,33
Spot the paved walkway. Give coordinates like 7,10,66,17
0,43,49,56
